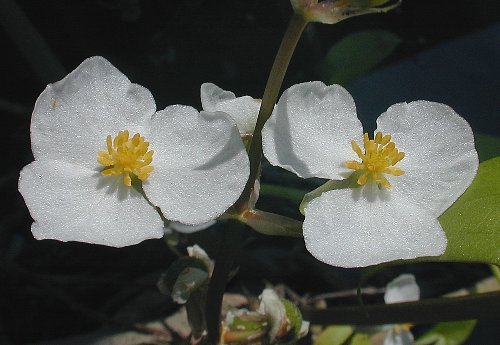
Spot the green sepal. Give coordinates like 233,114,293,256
281,299,304,338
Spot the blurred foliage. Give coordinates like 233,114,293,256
415,320,477,345
313,325,353,345
319,30,401,86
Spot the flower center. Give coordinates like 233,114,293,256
344,131,405,189
97,130,154,187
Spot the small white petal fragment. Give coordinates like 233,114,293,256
262,81,363,179
303,186,447,268
377,101,479,216
258,289,289,342
187,244,213,274
200,82,237,110
31,56,155,169
145,106,249,225
384,274,420,304
19,160,164,247
201,82,260,134
383,327,415,345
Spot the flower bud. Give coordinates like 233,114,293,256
290,0,401,25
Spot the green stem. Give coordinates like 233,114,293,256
235,14,308,212
205,222,244,344
302,291,500,325
204,14,307,343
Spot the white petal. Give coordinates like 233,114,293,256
377,101,478,216
200,82,236,111
303,186,447,268
384,274,420,304
169,220,216,234
201,82,260,134
31,56,156,169
19,159,164,247
262,81,363,179
144,106,249,225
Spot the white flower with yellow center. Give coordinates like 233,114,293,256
262,81,478,267
19,56,249,247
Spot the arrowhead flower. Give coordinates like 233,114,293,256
262,81,478,267
19,56,249,247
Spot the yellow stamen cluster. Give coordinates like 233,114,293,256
97,130,154,187
344,132,405,189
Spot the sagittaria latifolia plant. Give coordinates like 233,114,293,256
18,0,500,344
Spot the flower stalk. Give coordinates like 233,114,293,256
235,13,308,213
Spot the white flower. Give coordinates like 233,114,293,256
262,81,478,267
19,56,249,247
200,83,261,135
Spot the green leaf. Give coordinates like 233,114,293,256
415,320,477,345
438,157,500,264
474,132,500,162
314,325,354,345
320,30,400,86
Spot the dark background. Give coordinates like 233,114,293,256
1,0,499,344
